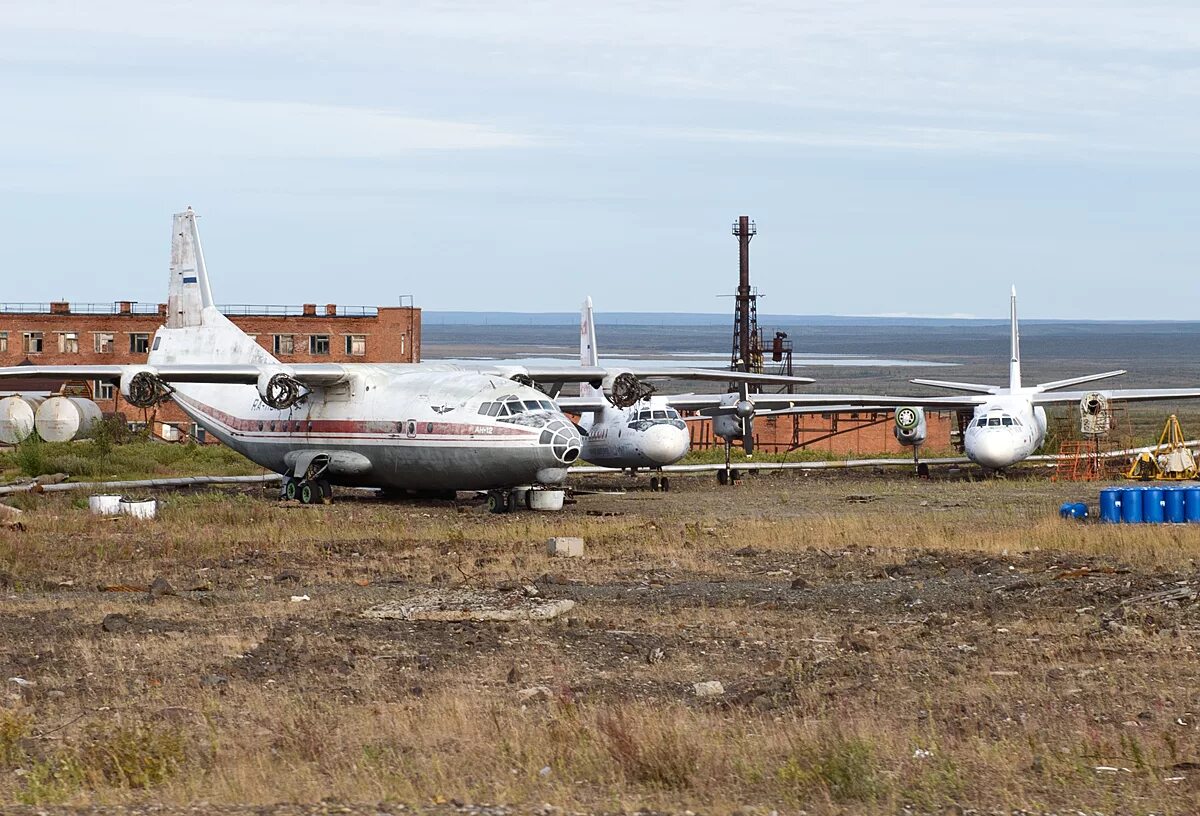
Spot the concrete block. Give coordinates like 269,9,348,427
546,536,584,557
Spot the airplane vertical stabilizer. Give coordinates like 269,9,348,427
167,208,214,329
1009,286,1022,391
579,297,604,404
155,208,276,367
580,296,599,368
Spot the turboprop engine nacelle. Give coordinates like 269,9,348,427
120,367,173,408
1079,391,1109,435
257,369,306,410
893,406,927,447
604,371,655,409
713,393,755,453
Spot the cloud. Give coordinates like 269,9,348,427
0,91,538,161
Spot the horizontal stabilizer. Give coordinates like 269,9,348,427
909,378,999,394
1035,370,1126,392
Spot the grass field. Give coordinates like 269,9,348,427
2,470,1199,814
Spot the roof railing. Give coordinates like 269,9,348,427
0,303,384,317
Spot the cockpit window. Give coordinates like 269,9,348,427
539,400,554,411
988,417,1001,426
523,400,541,411
652,410,667,419
478,402,492,415
666,409,679,419
1001,417,1013,426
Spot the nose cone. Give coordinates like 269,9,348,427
641,424,690,466
970,430,1017,469
540,415,582,465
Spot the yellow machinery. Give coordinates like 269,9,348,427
1125,415,1198,480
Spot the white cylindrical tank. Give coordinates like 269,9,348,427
0,395,44,444
35,396,103,442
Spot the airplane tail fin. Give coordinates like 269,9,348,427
579,296,604,403
1009,286,1021,391
167,208,215,329
155,208,275,366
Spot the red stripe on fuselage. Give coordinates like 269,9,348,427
174,393,534,439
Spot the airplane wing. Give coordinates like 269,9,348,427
485,365,814,387
554,396,611,413
663,392,988,412
1032,387,1200,405
0,364,349,386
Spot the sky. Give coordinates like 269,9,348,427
0,1,1198,319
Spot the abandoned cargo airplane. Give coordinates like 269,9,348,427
0,209,814,511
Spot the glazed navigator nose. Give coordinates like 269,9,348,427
641,423,690,465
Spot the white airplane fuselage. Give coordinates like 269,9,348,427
150,321,581,491
578,397,691,469
962,393,1047,469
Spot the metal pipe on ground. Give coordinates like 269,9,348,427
0,473,282,496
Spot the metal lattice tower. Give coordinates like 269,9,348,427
730,216,761,373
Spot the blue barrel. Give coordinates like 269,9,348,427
1072,502,1089,519
1165,487,1186,523
1142,487,1165,524
1100,488,1122,523
1186,486,1200,522
1121,487,1144,523
1059,501,1075,518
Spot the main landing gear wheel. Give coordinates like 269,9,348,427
298,481,317,505
717,469,728,486
284,480,299,501
488,490,514,514
660,476,670,492
650,476,660,492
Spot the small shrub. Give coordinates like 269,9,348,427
597,709,697,790
75,723,186,789
0,709,32,767
13,434,48,477
777,734,881,803
43,454,101,479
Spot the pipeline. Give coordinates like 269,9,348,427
0,473,282,497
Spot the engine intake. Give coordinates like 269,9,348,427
608,372,655,409
257,371,306,409
120,369,173,408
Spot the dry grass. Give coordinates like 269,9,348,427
1,472,1199,812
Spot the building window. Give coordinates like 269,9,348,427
0,331,7,353
345,334,366,356
94,332,114,353
22,332,43,354
129,333,150,354
309,334,330,355
58,332,79,354
400,333,406,358
273,334,294,355
93,380,115,400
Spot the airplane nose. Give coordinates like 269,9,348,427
970,430,1016,469
538,416,581,465
642,424,690,465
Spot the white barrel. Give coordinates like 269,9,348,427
88,494,123,515
35,396,103,442
119,497,157,520
0,395,43,444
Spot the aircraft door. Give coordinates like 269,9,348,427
406,420,417,439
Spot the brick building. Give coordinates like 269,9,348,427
0,300,420,440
